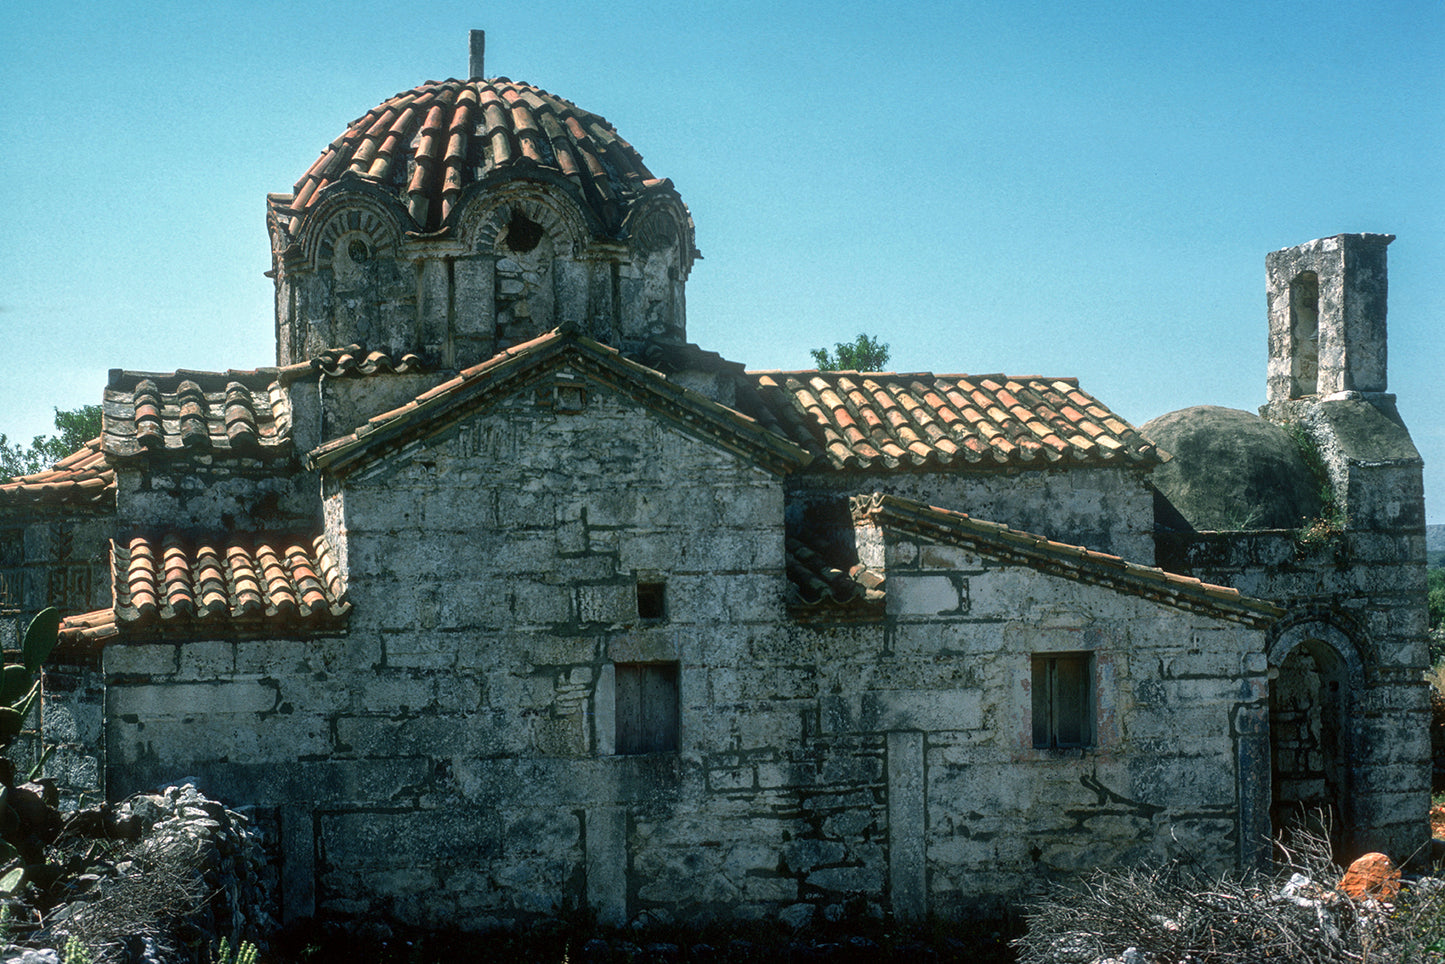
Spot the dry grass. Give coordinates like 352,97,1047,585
1014,824,1445,964
51,827,211,962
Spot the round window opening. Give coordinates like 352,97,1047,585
348,239,370,263
504,212,545,254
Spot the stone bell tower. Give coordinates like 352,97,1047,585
1265,233,1393,404
1253,232,1430,859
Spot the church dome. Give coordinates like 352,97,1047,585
1141,406,1323,531
278,78,667,236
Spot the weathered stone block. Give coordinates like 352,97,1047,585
108,680,277,717
890,574,967,617
105,644,179,678
861,689,982,733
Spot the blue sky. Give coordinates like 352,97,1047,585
2,1,1441,522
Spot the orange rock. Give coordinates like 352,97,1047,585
1339,852,1401,900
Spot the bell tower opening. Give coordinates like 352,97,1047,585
1265,233,1393,406
1288,271,1319,398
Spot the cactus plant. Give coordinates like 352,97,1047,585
0,608,63,895
0,607,58,750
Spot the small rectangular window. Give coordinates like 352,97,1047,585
555,382,587,413
1032,653,1094,749
615,662,679,754
636,581,666,621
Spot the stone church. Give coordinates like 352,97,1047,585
0,36,1430,928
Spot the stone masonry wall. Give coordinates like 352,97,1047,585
100,380,1269,928
1156,526,1430,857
871,533,1268,916
789,465,1157,567
114,462,316,533
0,513,113,644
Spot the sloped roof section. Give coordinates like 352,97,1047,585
112,532,349,638
786,536,884,615
274,78,678,237
103,370,291,461
0,439,114,507
739,371,1161,471
308,329,812,476
853,493,1281,627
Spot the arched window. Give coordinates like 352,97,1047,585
1289,271,1320,397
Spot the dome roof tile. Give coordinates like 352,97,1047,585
280,78,657,235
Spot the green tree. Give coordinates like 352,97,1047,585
810,333,891,371
0,406,102,482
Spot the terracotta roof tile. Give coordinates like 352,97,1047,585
786,537,884,614
112,532,348,637
0,438,115,507
306,344,429,378
852,493,1282,627
277,78,672,236
738,371,1161,471
103,370,291,461
55,609,119,661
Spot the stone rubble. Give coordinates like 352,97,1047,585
1,784,274,964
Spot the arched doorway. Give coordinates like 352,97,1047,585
1268,621,1362,855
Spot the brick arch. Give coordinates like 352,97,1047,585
455,181,591,257
297,190,405,272
1267,618,1364,677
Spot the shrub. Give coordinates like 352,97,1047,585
1014,824,1445,964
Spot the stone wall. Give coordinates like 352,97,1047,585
99,384,1268,927
788,464,1157,566
1156,526,1429,857
0,513,113,646
113,462,316,533
868,529,1268,916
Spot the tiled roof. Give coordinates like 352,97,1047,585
113,533,348,637
276,79,673,236
103,370,291,461
0,439,114,507
308,328,812,476
307,344,429,378
56,609,119,661
738,371,1161,471
853,493,1282,627
786,537,884,614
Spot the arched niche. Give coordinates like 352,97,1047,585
457,185,592,348
297,190,405,276
456,181,591,255
618,197,694,344
1266,619,1363,855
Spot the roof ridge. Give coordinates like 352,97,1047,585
307,331,810,476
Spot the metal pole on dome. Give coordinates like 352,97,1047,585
469,30,485,79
